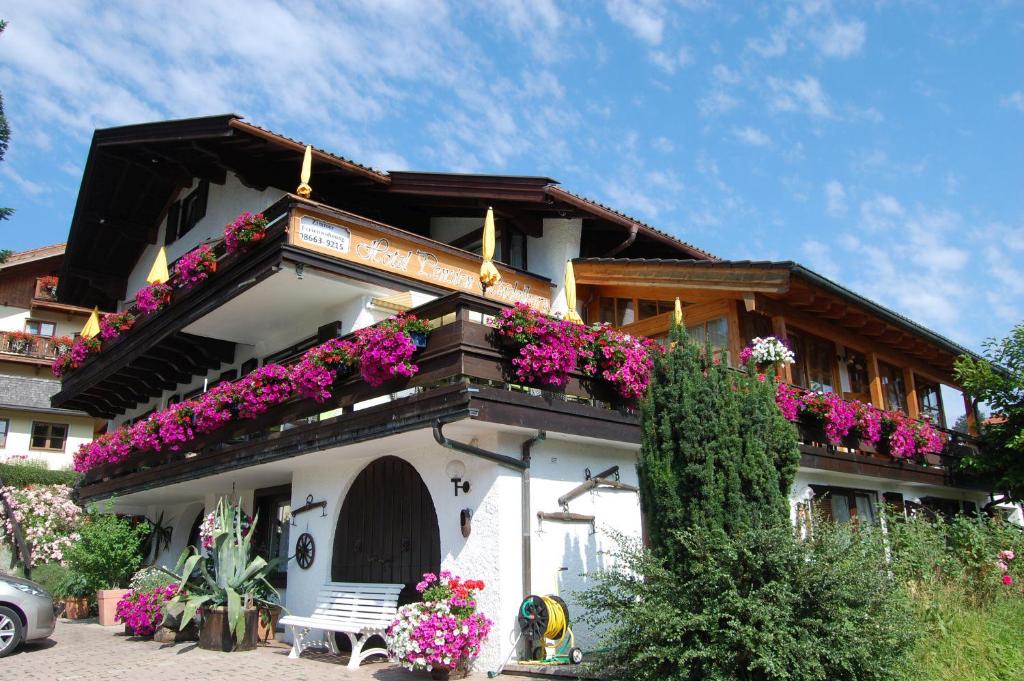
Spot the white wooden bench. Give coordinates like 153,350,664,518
281,581,403,668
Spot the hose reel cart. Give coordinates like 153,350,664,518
518,594,583,665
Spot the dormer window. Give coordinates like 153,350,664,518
165,180,210,245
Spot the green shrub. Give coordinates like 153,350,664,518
63,504,148,591
29,561,68,596
0,461,80,488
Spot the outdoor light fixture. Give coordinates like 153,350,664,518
446,459,470,496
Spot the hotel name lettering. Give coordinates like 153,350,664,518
294,214,550,311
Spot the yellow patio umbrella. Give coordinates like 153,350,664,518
674,297,683,326
563,260,584,324
146,246,170,285
80,307,101,340
479,206,501,290
297,144,313,198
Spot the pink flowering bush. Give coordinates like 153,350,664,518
353,323,419,387
134,282,173,315
590,326,659,401
224,211,269,254
291,338,358,402
172,244,217,289
0,484,81,567
236,364,294,418
386,571,493,673
115,584,177,636
99,311,136,341
52,336,101,377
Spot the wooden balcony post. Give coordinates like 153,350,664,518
866,352,885,409
963,393,978,435
726,302,742,368
770,315,792,383
903,368,919,419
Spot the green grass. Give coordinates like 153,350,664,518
910,589,1024,681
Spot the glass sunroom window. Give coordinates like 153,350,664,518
879,362,907,413
918,380,945,427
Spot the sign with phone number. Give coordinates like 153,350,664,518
298,216,351,254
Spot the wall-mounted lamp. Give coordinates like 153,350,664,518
446,460,470,497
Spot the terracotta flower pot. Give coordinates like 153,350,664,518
62,596,90,620
257,605,282,643
430,661,470,680
199,606,258,652
97,589,131,626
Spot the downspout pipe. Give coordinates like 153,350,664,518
432,416,527,471
602,223,639,257
521,431,545,600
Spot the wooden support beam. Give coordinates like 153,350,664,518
904,367,919,419
771,315,793,384
964,393,978,436
743,292,756,312
867,352,885,409
726,301,742,368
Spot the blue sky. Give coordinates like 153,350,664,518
1,1,1022,352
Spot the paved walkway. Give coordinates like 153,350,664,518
5,619,495,680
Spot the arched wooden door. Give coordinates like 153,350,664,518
331,456,441,604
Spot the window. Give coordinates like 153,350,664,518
688,316,730,363
164,181,210,245
450,222,527,270
917,380,945,427
638,299,677,321
25,319,56,337
738,308,773,346
0,419,8,448
30,421,68,451
878,361,907,413
812,485,877,524
788,331,837,393
843,350,871,397
598,297,635,327
253,486,292,587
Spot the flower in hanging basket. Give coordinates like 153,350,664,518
740,336,795,368
52,335,74,354
38,275,59,298
588,324,660,401
172,244,218,289
135,282,173,315
6,330,35,353
235,364,294,418
291,338,359,402
193,381,240,433
99,310,137,340
52,336,101,377
224,211,269,254
353,323,420,387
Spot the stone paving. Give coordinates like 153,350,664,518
4,619,495,680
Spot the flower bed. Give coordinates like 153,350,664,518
53,211,274,379
72,313,432,473
386,571,493,674
492,303,659,400
0,484,82,567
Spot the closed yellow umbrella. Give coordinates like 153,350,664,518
146,246,170,285
564,260,584,324
479,206,501,291
674,297,683,326
297,144,313,198
80,307,101,340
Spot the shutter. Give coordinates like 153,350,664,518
195,180,209,223
165,201,181,245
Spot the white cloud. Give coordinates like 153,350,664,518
605,0,665,46
859,194,904,231
801,240,841,279
649,46,694,74
748,30,787,58
711,63,741,85
824,180,846,216
813,19,866,59
698,90,739,117
767,76,832,117
1,167,47,196
1001,91,1024,112
652,136,675,152
733,126,771,147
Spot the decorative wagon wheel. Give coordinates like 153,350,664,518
295,532,315,569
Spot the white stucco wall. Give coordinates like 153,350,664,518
0,408,95,469
122,174,285,305
530,218,582,318
0,304,89,338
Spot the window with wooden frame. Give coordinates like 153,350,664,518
917,379,945,427
637,299,677,321
252,485,292,587
843,349,871,402
787,330,838,393
0,418,8,448
24,319,56,337
811,485,878,525
30,421,68,451
598,297,635,327
687,316,730,363
878,361,907,413
164,181,210,245
738,308,773,346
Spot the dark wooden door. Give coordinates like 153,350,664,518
331,456,440,604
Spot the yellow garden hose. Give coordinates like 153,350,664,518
540,595,566,640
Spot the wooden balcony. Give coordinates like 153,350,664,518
78,293,986,500
0,332,68,364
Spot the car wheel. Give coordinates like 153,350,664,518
0,605,24,657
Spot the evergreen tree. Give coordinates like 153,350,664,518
638,318,798,560
0,19,13,223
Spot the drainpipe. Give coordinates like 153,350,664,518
602,224,639,257
520,431,545,599
432,417,527,471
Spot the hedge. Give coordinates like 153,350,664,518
0,461,81,488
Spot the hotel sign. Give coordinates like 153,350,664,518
290,210,551,311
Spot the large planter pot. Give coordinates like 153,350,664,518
199,606,258,652
97,589,130,626
257,605,282,643
430,661,470,680
62,596,90,620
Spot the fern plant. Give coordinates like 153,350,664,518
164,497,280,644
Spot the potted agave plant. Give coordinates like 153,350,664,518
164,498,280,652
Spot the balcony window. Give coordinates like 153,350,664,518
165,181,210,245
598,297,635,327
812,485,877,524
688,316,730,364
788,331,837,393
25,319,56,337
637,299,677,321
844,350,871,397
0,418,8,448
30,421,68,452
917,380,945,427
878,361,907,413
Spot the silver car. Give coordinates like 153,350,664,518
0,574,56,656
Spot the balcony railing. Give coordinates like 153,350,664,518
0,332,69,361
